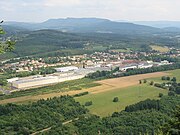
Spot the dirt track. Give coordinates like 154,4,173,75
0,72,169,104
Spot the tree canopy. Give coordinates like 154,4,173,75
0,21,15,54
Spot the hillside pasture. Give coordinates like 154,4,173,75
75,84,168,117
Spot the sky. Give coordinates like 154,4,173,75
0,0,180,22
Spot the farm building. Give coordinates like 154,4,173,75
55,66,78,72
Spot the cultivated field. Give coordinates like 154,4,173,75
89,72,169,94
150,45,170,52
0,71,169,105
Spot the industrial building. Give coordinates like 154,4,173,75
9,65,114,89
54,66,78,72
12,76,59,89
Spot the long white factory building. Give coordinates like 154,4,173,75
12,76,59,89
11,74,85,89
9,66,111,89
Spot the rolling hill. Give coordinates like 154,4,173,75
1,18,180,60
4,18,162,34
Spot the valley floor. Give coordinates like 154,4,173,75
0,71,170,106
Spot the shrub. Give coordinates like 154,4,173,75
113,97,119,102
73,92,89,97
171,77,177,82
144,79,147,83
168,91,175,96
150,81,154,85
85,101,92,106
166,76,170,81
161,76,167,80
139,80,142,84
159,93,163,98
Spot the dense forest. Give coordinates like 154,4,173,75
0,95,179,135
44,96,180,135
0,96,87,134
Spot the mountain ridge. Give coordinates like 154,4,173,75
3,18,162,34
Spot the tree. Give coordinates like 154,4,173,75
171,77,177,82
168,91,175,96
0,79,7,86
143,79,147,83
162,106,180,135
85,101,92,106
161,76,167,80
175,87,180,94
0,21,15,54
169,86,175,91
166,76,170,81
113,97,119,102
139,80,142,84
159,93,163,98
150,81,154,85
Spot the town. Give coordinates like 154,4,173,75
1,47,178,92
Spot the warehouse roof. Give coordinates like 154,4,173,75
13,76,58,84
55,66,78,72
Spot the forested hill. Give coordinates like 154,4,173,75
1,25,29,36
4,18,161,34
0,27,179,60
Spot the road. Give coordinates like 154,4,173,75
30,118,79,135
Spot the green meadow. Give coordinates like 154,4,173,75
75,84,168,117
76,69,180,117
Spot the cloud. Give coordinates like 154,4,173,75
44,0,81,7
0,0,180,22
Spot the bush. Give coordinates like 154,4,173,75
85,101,92,106
139,80,142,84
166,76,170,81
113,97,119,102
0,79,7,86
144,79,147,83
73,92,89,97
171,77,177,82
159,93,163,98
150,81,154,85
161,76,167,80
168,91,175,96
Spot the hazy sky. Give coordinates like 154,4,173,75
0,0,180,22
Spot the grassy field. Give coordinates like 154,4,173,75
0,78,100,100
75,84,168,117
75,69,180,117
147,69,180,83
150,45,170,52
0,69,178,114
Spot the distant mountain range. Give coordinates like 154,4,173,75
3,18,162,34
133,21,180,28
1,18,180,60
